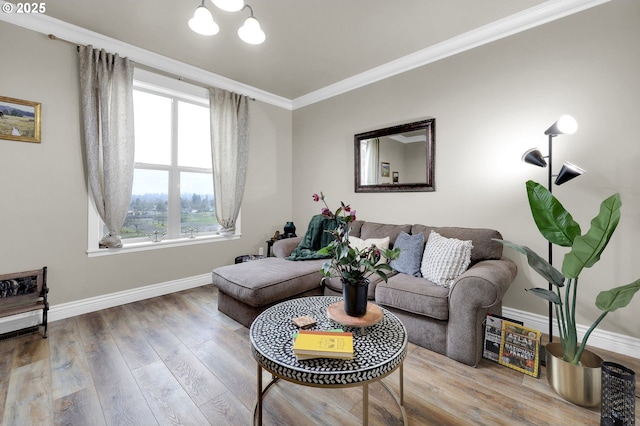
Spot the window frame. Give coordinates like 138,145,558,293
86,69,241,257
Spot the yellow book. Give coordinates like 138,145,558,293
293,330,354,359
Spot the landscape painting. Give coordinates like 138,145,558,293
0,96,41,143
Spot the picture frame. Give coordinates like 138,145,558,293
381,162,390,177
392,171,399,183
0,96,42,143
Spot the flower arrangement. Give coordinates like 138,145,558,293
313,192,400,286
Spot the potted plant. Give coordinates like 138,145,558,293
499,180,640,406
311,192,400,316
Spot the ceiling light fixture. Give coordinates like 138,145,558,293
212,0,245,12
189,1,265,45
237,5,266,45
188,0,219,36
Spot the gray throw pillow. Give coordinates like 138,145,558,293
389,231,424,277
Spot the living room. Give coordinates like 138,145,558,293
0,0,638,424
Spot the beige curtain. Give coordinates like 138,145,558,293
78,45,135,248
209,88,250,234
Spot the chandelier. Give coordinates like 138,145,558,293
188,0,265,45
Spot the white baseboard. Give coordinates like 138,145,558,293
2,277,638,361
502,307,640,360
0,273,211,335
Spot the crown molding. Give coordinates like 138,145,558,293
291,0,611,110
0,4,293,110
0,0,610,111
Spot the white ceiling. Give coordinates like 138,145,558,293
39,0,548,100
3,0,608,106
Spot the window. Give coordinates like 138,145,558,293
87,69,236,254
123,87,217,243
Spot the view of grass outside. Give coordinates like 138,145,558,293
121,193,218,239
121,170,217,240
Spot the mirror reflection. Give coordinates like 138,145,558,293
355,119,435,192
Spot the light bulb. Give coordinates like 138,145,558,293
556,115,578,134
188,5,219,35
238,16,265,44
212,0,244,12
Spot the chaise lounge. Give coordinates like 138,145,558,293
211,220,517,366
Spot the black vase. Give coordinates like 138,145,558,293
342,279,369,317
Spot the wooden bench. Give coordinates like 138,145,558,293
0,267,48,338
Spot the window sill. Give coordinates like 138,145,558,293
86,233,240,257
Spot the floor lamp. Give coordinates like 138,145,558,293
521,115,585,343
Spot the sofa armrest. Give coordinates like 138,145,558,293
272,237,303,258
446,258,517,366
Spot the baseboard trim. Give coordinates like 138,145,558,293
0,273,211,335
1,277,637,361
502,307,640,360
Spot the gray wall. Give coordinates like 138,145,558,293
1,1,638,342
292,0,640,339
0,23,293,306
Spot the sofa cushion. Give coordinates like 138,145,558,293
412,225,503,264
421,231,473,288
211,258,325,307
347,220,364,238
389,231,424,277
359,222,411,247
375,274,450,320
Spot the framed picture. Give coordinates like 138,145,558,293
0,96,42,143
381,162,390,177
392,171,399,183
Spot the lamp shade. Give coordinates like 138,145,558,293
522,148,547,168
188,5,219,35
545,114,578,136
238,16,265,44
555,161,585,185
212,0,244,12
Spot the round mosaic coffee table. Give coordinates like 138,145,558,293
249,296,408,425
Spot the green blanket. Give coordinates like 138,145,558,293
286,215,339,261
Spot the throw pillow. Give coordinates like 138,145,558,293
389,231,424,277
420,231,473,288
348,236,390,264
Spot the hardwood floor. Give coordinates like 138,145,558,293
0,285,638,425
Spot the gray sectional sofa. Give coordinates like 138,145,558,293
211,220,517,366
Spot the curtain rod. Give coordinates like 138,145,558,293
48,34,255,100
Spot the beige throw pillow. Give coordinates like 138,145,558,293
420,231,473,288
348,236,390,264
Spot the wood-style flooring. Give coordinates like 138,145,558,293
0,285,638,425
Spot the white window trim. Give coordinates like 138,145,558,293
85,68,242,257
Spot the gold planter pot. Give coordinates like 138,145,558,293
545,342,603,407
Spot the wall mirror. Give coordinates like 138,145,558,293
354,118,435,192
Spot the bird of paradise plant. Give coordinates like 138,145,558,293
498,180,640,365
